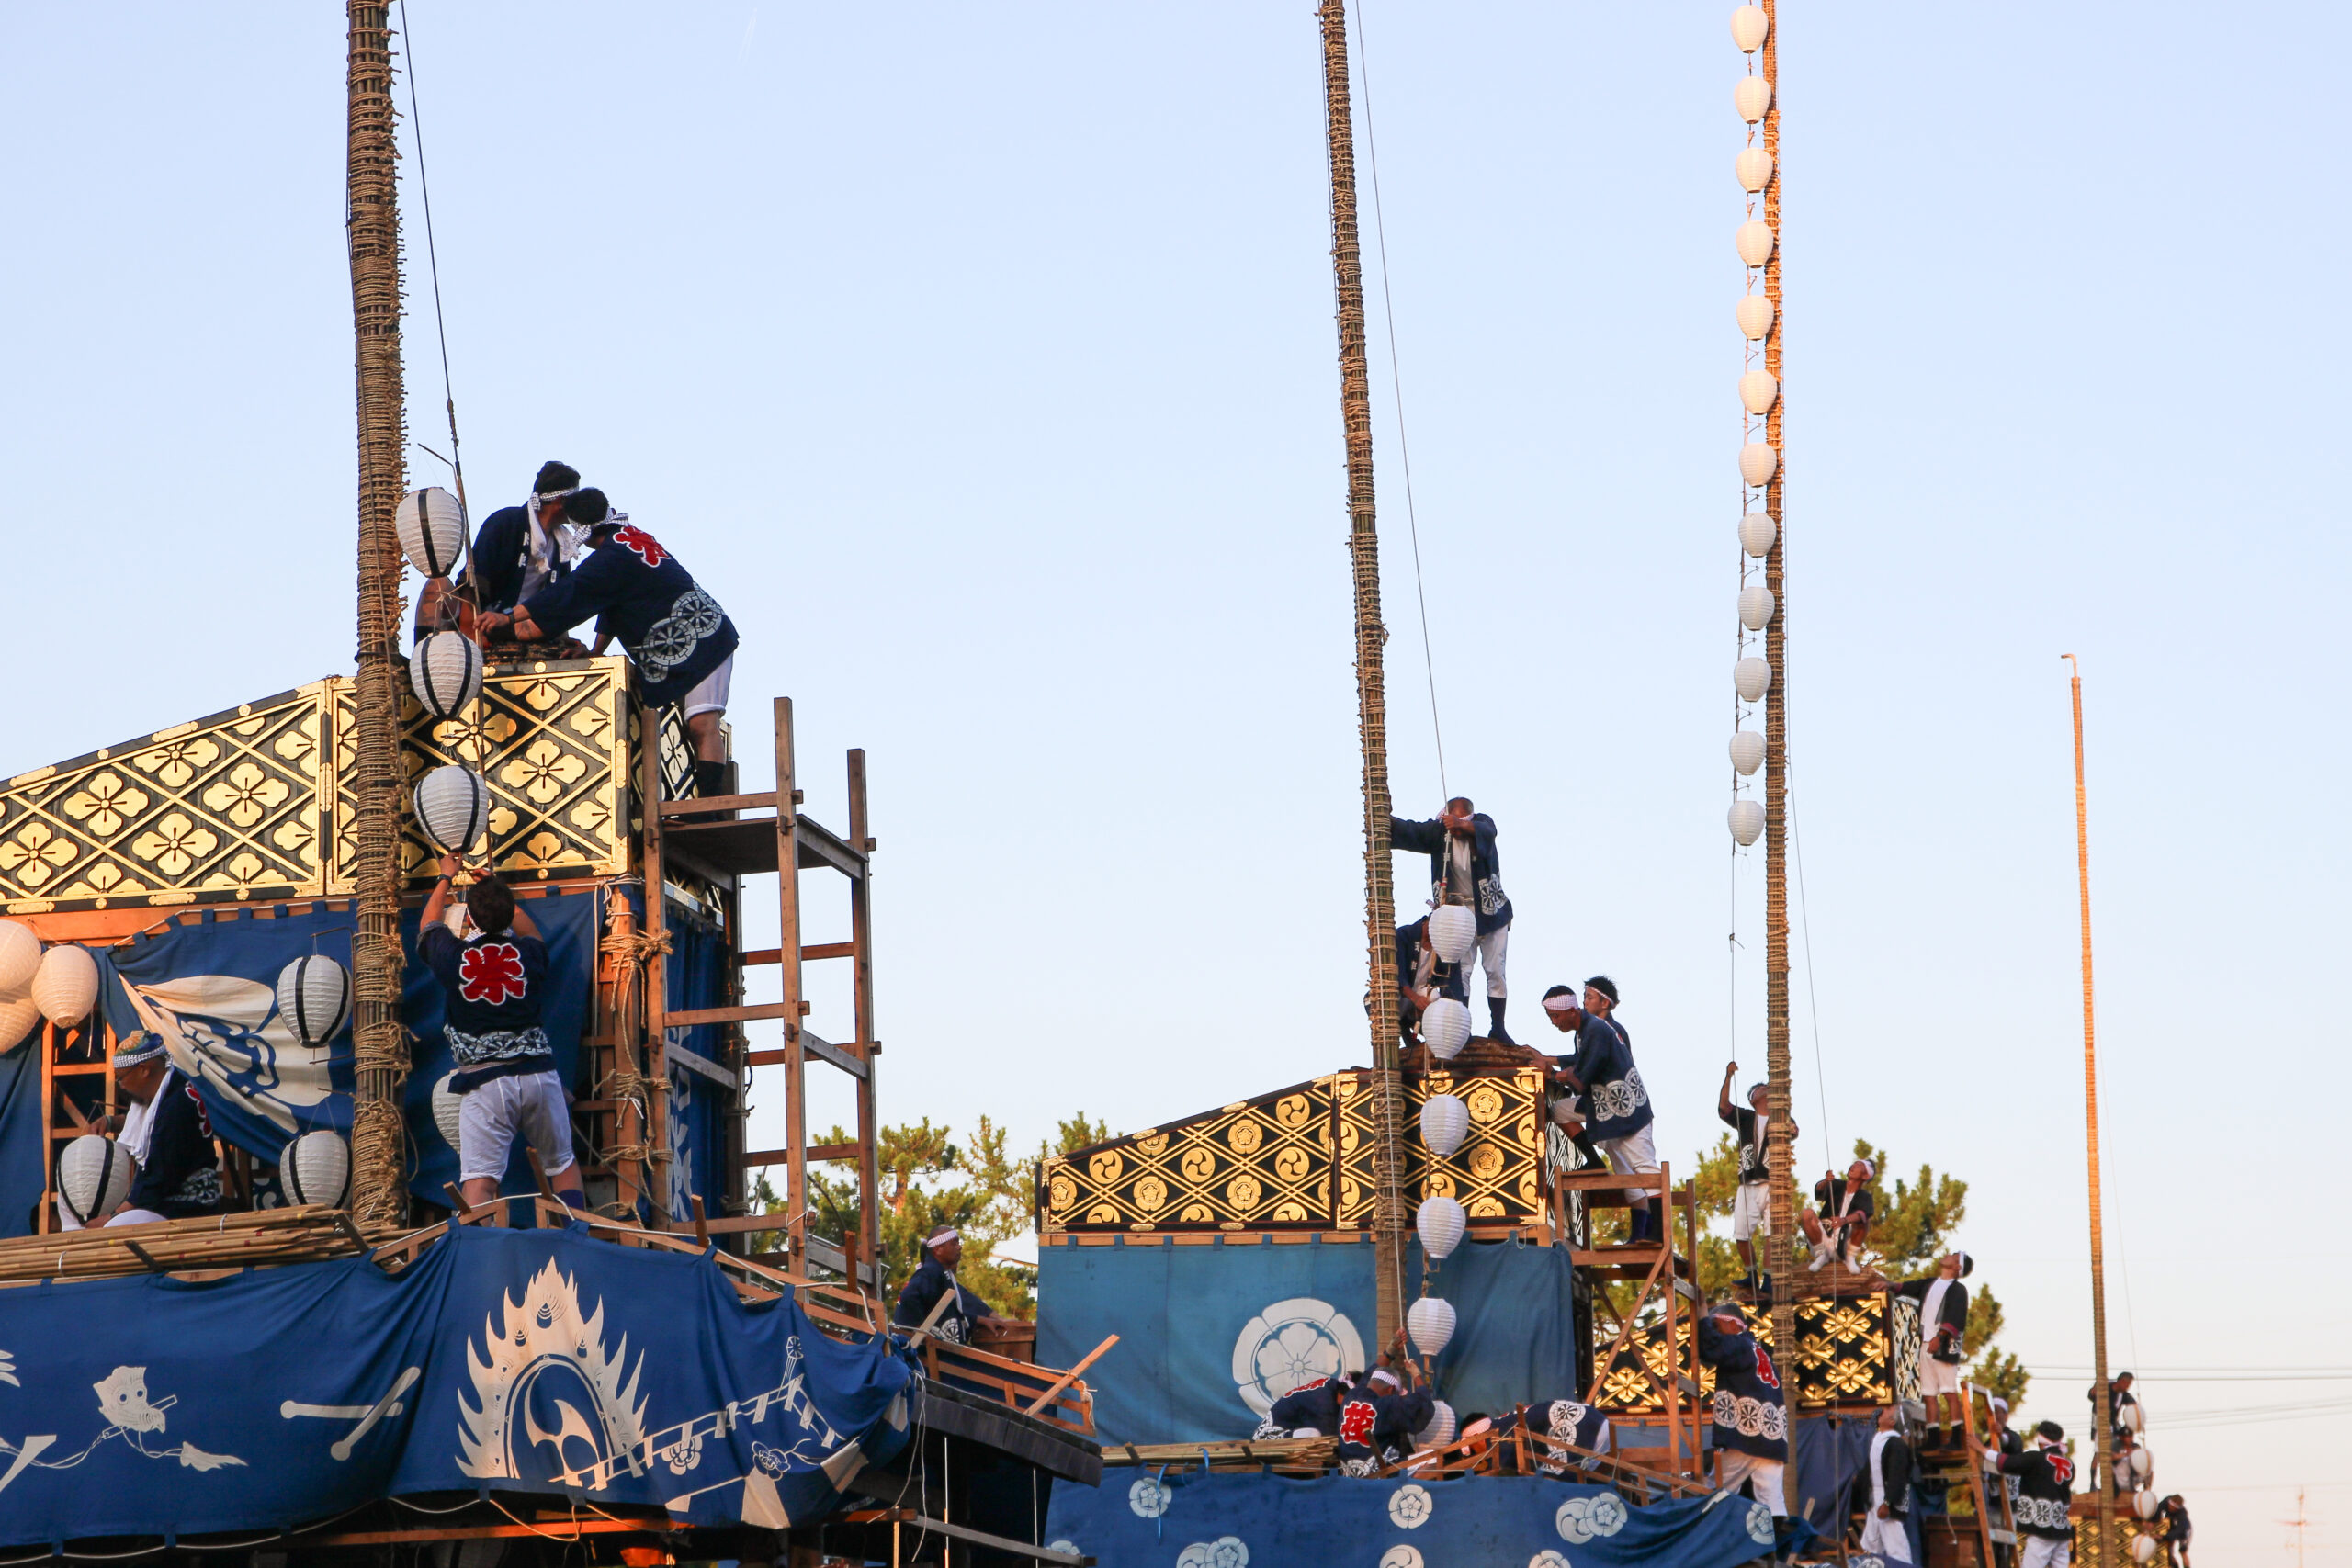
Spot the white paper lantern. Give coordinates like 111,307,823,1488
1428,905,1477,965
31,944,96,1027
2126,1443,2153,1485
1736,148,1775,193
414,764,489,855
2120,1400,2143,1434
0,921,40,995
1729,799,1765,846
1730,5,1770,52
1417,1195,1467,1259
1735,656,1772,702
2132,1492,2162,1521
431,1072,464,1151
1736,220,1776,267
1739,585,1777,630
58,1134,137,1226
409,631,484,720
396,486,467,579
2131,1535,2159,1564
1738,513,1777,556
1407,1295,1457,1358
1739,441,1779,487
276,954,353,1048
1420,997,1471,1059
1415,1400,1458,1451
1735,74,1773,122
281,1129,352,1208
1736,294,1774,341
1420,1093,1469,1158
0,995,40,1055
1730,731,1765,775
1739,369,1780,414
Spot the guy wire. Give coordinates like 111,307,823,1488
1788,779,1832,1166
1350,0,1447,801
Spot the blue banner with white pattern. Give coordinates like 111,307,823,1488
1045,1470,1808,1568
0,1223,914,1546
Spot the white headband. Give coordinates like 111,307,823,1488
1367,1369,1398,1389
925,1228,959,1248
1542,995,1577,1013
528,485,579,513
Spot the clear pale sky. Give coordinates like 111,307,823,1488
2,5,2344,1560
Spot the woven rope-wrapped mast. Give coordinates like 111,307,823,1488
1318,0,1408,1346
1757,0,1799,1495
346,0,410,1228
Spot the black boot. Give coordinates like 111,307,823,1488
1487,995,1515,1045
679,759,734,823
1626,1204,1653,1246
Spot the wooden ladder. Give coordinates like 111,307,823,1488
1926,1380,2012,1568
637,695,882,1290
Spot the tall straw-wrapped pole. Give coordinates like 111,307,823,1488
346,0,410,1228
1318,0,1407,1347
2068,658,2116,1567
1758,0,1798,1498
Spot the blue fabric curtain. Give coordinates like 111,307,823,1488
1791,1413,1879,1540
1036,1235,1584,1446
0,1039,43,1237
0,1223,914,1545
1045,1470,1804,1568
662,900,734,1223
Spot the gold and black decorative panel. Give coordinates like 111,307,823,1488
1044,1078,1336,1231
0,657,643,914
2076,1517,2165,1568
1889,1293,1923,1407
330,656,630,889
1040,1068,1548,1233
0,684,332,912
1593,1293,1896,1413
1336,1066,1545,1226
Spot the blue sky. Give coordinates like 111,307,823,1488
2,4,2345,1557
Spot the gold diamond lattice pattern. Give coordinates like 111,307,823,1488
333,657,628,888
1592,1294,1894,1413
1040,1067,1547,1232
0,686,330,911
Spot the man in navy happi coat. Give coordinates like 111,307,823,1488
895,1228,1014,1347
1389,797,1514,1042
1696,1301,1789,1517
478,489,740,802
1253,1371,1357,1439
1544,984,1661,1242
1335,1359,1435,1476
1975,1420,2076,1568
415,460,589,650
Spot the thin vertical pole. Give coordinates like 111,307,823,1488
848,747,880,1292
346,0,410,1229
2068,655,2115,1568
1757,0,1798,1504
772,698,808,1261
1319,0,1407,1345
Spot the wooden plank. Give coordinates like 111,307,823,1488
664,1040,737,1089
666,1000,796,1027
846,744,880,1294
1023,1335,1119,1416
657,790,781,817
747,1031,868,1080
740,942,856,965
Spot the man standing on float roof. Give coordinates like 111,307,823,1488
894,1228,1017,1346
1388,796,1514,1043
415,460,585,642
474,490,740,796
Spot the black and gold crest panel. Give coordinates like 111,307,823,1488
1592,1293,1897,1413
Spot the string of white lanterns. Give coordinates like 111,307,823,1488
398,485,496,908
1728,3,1776,850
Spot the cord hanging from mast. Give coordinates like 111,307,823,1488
398,0,466,518
1349,0,1447,802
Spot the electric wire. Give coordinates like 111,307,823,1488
1349,0,1447,801
1788,784,1833,1163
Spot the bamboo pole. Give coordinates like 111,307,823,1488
2067,655,2115,1568
1756,0,1798,1506
346,0,410,1227
1317,0,1408,1346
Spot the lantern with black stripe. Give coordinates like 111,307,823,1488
409,631,483,720
414,764,490,856
58,1134,137,1226
280,1129,351,1209
276,953,353,1047
395,486,466,578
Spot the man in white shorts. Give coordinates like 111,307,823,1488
1895,1250,1974,1447
419,856,584,1212
1717,1063,1796,1287
1860,1403,1917,1563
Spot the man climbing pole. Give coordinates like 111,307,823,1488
1389,796,1513,1042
